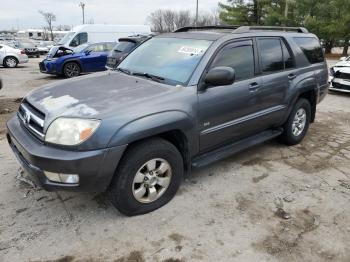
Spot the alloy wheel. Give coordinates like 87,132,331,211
132,158,172,203
65,63,80,77
6,58,17,68
292,108,306,137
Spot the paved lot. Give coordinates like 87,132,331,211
0,59,350,262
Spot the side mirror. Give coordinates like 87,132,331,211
340,57,347,61
204,66,235,88
84,50,92,55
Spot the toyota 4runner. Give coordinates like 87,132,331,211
7,26,329,216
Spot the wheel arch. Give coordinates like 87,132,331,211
3,55,19,66
60,59,83,74
287,78,318,124
108,111,197,177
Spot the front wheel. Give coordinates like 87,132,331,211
280,98,311,145
109,138,183,216
63,62,81,78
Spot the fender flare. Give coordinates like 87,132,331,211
107,110,195,149
283,77,318,124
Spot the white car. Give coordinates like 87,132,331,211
329,56,350,93
0,44,29,68
37,41,54,55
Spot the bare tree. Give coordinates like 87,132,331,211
55,25,71,31
175,10,192,28
196,10,221,26
38,10,56,41
147,9,221,33
148,10,165,33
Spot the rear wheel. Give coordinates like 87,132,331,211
63,62,81,78
109,138,183,216
3,57,18,68
280,98,311,145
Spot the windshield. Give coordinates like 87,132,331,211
58,32,75,45
118,37,212,85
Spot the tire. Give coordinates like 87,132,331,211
63,62,81,78
109,138,184,216
3,56,18,68
36,55,40,58
280,98,311,146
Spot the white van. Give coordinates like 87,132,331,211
58,24,152,48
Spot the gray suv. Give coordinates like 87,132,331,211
7,26,329,216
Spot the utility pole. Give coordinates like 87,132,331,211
195,0,199,26
79,2,85,24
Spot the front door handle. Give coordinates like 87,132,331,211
249,82,260,92
288,73,297,80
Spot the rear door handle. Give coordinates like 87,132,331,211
249,82,260,92
288,74,297,80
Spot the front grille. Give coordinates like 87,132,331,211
332,82,350,91
26,48,37,52
18,100,45,140
334,71,350,80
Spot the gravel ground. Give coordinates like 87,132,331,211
0,59,350,262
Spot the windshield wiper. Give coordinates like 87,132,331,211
115,67,131,74
132,72,165,83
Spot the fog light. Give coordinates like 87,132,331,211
44,171,79,184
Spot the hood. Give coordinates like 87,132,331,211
334,61,350,68
333,66,350,74
26,71,177,127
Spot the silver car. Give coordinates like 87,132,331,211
0,44,29,68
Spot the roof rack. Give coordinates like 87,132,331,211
174,25,240,33
233,26,309,33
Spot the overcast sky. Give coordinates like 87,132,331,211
0,0,221,30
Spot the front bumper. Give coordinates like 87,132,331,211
39,61,58,74
330,78,350,93
25,50,39,57
7,115,127,192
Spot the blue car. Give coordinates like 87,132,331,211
39,42,115,78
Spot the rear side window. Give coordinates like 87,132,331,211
257,38,284,73
211,40,255,81
104,43,115,51
293,37,324,64
114,41,136,53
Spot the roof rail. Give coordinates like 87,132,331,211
174,25,240,33
233,26,309,33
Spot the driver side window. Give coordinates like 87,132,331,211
210,40,255,82
70,32,88,47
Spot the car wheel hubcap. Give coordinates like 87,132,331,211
132,158,172,203
6,58,16,67
292,108,306,137
66,64,79,77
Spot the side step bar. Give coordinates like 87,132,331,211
192,128,283,168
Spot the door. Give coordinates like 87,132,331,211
198,39,264,152
255,38,297,125
80,43,108,72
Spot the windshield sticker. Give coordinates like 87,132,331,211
178,46,204,55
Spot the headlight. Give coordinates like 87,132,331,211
45,118,101,145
